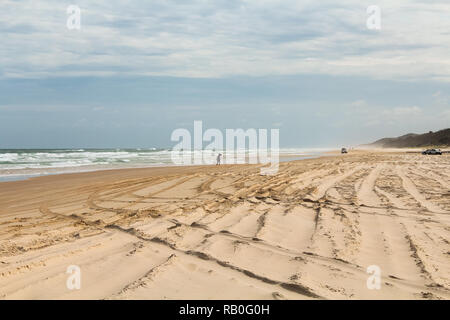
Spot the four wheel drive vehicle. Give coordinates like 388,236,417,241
341,148,348,154
422,149,442,155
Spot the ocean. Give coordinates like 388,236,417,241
0,148,332,182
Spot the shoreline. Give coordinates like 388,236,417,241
0,152,331,183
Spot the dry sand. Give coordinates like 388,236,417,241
0,151,449,300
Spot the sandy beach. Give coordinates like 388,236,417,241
0,150,449,300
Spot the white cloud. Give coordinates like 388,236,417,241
382,106,422,117
432,91,449,105
344,102,425,127
1,0,450,80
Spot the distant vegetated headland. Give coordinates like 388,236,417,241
367,128,450,148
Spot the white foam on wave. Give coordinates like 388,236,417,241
0,148,334,176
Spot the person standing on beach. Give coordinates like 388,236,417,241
216,153,222,165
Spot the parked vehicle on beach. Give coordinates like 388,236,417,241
422,149,442,155
341,148,348,154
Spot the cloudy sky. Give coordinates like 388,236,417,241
1,0,449,148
